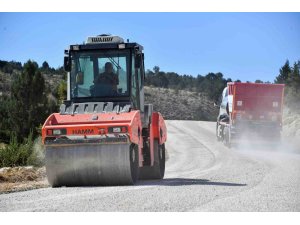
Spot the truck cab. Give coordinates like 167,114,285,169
218,87,229,118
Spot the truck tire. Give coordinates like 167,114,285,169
216,122,222,142
223,126,231,148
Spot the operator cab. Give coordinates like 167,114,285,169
63,34,145,112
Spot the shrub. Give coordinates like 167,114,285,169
0,133,20,167
0,132,44,167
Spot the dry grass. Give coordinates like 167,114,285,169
0,166,49,194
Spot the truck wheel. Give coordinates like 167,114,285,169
139,140,165,180
216,122,222,142
223,126,231,148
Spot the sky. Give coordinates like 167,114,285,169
0,13,299,82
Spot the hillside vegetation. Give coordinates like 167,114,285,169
145,86,217,121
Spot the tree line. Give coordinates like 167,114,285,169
145,66,234,102
0,60,65,75
144,66,272,102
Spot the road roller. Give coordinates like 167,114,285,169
41,34,167,187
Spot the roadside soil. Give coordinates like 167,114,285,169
0,166,48,194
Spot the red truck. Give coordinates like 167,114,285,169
216,82,285,147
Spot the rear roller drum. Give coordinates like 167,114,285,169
45,143,139,187
139,140,165,180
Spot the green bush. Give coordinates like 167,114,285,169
0,132,44,167
0,133,20,167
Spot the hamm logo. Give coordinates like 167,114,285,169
72,129,94,135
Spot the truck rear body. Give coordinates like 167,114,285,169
217,82,285,146
228,82,284,136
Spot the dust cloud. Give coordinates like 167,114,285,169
31,136,45,165
231,106,300,155
232,132,300,155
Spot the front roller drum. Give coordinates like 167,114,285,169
45,143,139,187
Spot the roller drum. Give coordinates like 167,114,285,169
45,143,139,187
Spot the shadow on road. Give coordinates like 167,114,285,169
137,178,247,187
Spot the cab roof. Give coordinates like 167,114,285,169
68,34,143,52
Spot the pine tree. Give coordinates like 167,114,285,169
0,96,17,143
283,61,300,111
275,60,291,84
153,66,160,74
42,61,50,70
10,60,48,141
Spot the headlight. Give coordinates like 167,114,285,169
53,129,62,135
47,129,67,136
108,126,127,133
113,127,121,133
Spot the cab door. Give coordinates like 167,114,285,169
219,87,228,116
131,52,144,112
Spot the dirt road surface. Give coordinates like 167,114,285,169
0,121,299,211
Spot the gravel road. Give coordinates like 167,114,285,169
0,120,299,211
